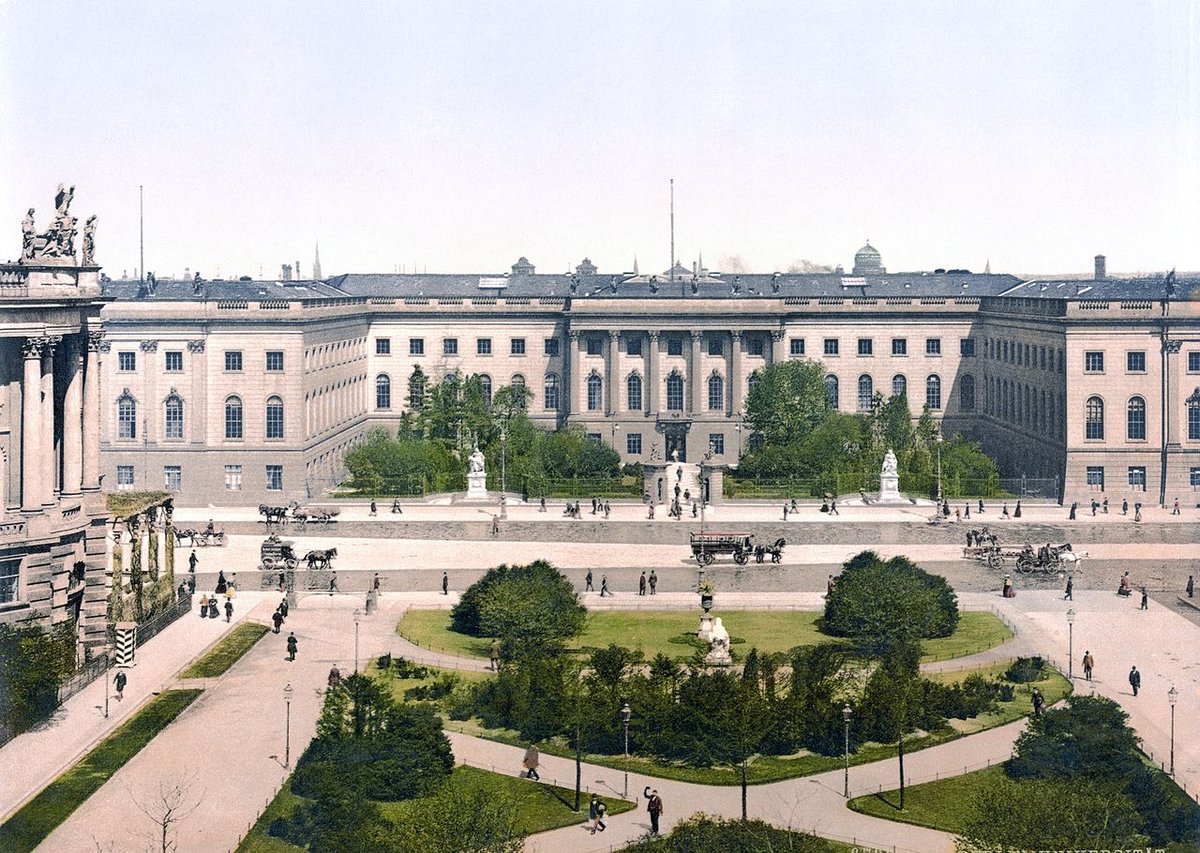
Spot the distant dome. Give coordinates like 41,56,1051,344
852,242,885,275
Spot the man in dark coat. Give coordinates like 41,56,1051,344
644,787,664,834
1128,665,1140,696
224,599,234,622
287,632,298,662
648,570,657,595
272,609,283,634
639,572,647,596
442,572,449,595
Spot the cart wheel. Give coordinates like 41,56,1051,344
986,553,1002,569
1016,560,1033,575
286,558,298,570
262,557,276,570
699,552,715,567
734,551,749,565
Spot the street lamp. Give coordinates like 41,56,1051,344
500,428,507,496
1066,608,1075,679
734,417,743,461
935,430,944,502
620,701,632,799
1169,685,1178,777
353,608,362,673
842,704,852,798
283,682,294,767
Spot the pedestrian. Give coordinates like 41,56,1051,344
827,574,836,596
1064,574,1073,600
1002,502,1011,518
188,549,198,575
1013,500,1022,518
329,572,339,594
1173,497,1181,515
272,609,283,633
954,507,961,522
691,502,698,518
782,504,789,520
369,499,377,517
604,501,611,519
1102,497,1109,514
327,665,342,690
1031,688,1044,718
1091,499,1098,516
216,569,228,594
522,744,541,780
490,639,500,671
600,575,611,597
277,570,286,592
589,795,601,834
391,498,402,513
790,498,799,513
441,572,449,595
280,597,289,619
287,632,298,662
539,496,546,512
648,570,657,595
114,669,127,701
585,570,594,592
1140,587,1148,610
1068,501,1077,520
373,572,381,591
1082,650,1094,681
639,572,647,596
645,787,664,835
964,502,971,519
1002,574,1015,598
1128,665,1140,696
978,499,985,514
224,599,233,622
1188,574,1195,598
492,515,500,536
1121,497,1128,515
1134,502,1143,522
199,594,209,619
1118,571,1132,597
647,503,655,519
590,796,607,834
830,499,839,516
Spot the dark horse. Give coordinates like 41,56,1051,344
259,502,296,526
304,547,338,571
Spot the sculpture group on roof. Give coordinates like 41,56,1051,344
20,184,96,265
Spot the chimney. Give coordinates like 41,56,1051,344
1094,254,1106,280
282,264,292,281
296,260,302,279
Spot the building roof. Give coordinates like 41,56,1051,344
102,277,348,302
998,275,1200,301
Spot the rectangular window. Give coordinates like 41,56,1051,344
164,465,182,492
707,338,723,356
586,433,602,443
892,338,907,356
925,338,942,356
960,338,976,357
1084,351,1104,373
0,559,18,604
1127,466,1147,490
1191,467,1200,489
668,338,683,356
376,338,391,355
823,338,839,356
165,351,183,372
544,338,559,357
789,338,805,356
477,338,492,355
708,434,725,455
627,338,642,356
224,464,242,491
586,337,603,356
857,338,873,356
443,338,458,355
266,351,284,371
1126,351,1145,373
626,433,642,455
224,351,243,372
1086,466,1105,491
1189,352,1200,373
748,338,764,356
510,337,526,355
117,465,134,490
118,351,136,372
409,338,424,356
266,465,283,491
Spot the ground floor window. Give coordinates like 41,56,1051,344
1086,466,1104,491
266,465,283,491
225,465,242,491
626,433,642,455
1191,467,1200,489
708,434,725,455
586,433,601,443
117,465,134,490
0,559,18,603
164,465,182,492
1127,466,1146,490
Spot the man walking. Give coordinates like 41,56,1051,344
1140,587,1149,610
585,570,594,592
1128,665,1140,696
1031,688,1044,718
329,572,339,594
1122,497,1128,515
1063,574,1073,600
1188,574,1194,599
490,639,500,671
224,598,234,622
600,575,611,597
373,573,381,591
644,787,664,835
442,572,449,595
1173,497,1181,515
369,499,377,517
1082,650,1094,681
287,632,298,662
188,550,198,593
491,514,500,536
114,670,127,702
648,570,657,595
1068,501,1077,520
272,608,283,634
639,572,647,596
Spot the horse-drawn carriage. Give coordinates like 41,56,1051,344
174,526,226,547
291,505,340,525
962,541,1085,573
259,535,298,570
690,532,784,566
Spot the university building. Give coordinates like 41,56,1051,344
98,246,1200,508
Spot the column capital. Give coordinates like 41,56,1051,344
609,330,620,341
648,330,660,342
139,340,159,353
569,330,582,341
691,330,703,341
22,337,45,359
186,339,205,353
730,330,742,342
41,335,63,357
87,330,106,351
771,330,785,342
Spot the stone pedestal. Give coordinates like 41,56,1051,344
704,644,733,667
697,613,714,643
465,472,489,502
879,472,902,503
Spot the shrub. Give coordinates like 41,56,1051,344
451,559,584,638
623,813,843,852
452,560,586,658
404,674,458,702
823,551,959,648
1005,656,1046,683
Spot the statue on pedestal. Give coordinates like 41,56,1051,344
20,184,79,262
877,447,903,504
468,446,486,474
882,449,898,476
704,616,732,667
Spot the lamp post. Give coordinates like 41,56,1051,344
353,607,362,673
620,701,632,799
1066,608,1075,679
500,428,507,496
842,704,852,798
935,430,944,502
1169,685,1178,777
283,682,294,767
734,418,743,461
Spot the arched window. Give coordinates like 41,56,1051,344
266,396,284,439
892,374,907,399
376,374,391,410
961,375,975,412
627,373,643,411
666,372,684,411
587,373,603,411
925,375,941,410
857,374,873,411
478,374,493,406
510,374,526,409
224,396,243,439
707,373,724,411
1126,396,1146,441
1085,396,1104,440
544,374,559,410
164,393,183,440
117,393,137,440
407,373,423,410
824,375,839,410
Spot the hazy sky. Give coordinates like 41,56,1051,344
2,2,1197,279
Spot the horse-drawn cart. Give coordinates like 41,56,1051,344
690,531,765,566
291,505,340,525
259,535,299,571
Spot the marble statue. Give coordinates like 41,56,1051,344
704,616,732,666
82,215,97,265
468,446,486,474
882,449,898,476
22,185,79,262
20,209,35,261
877,447,903,504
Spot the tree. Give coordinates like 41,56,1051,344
132,772,204,853
451,560,586,651
1008,695,1142,781
743,360,830,448
0,618,76,738
393,776,524,853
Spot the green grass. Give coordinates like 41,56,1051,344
179,622,269,678
236,764,634,853
0,690,202,853
849,764,1003,833
399,609,1012,664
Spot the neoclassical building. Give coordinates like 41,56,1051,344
98,246,1200,507
0,188,109,655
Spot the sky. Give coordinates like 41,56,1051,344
2,2,1198,279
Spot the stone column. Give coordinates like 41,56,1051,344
568,330,581,417
690,331,704,413
41,336,61,504
21,338,45,511
729,331,742,413
645,332,659,415
771,330,786,365
607,331,621,415
83,332,104,490
61,335,84,496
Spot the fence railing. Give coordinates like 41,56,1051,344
724,473,1060,501
136,593,192,646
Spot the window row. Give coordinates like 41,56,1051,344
985,378,1064,437
1084,466,1153,492
827,373,950,411
115,464,284,492
116,350,285,373
986,339,1065,373
378,337,558,357
1083,396,1200,442
114,394,285,440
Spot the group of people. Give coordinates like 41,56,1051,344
1071,498,1142,521
518,747,663,836
198,570,237,621
584,570,612,597
271,597,291,632
638,570,658,595
1116,571,1149,609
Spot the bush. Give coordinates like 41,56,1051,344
1005,656,1046,683
405,674,458,702
624,813,843,852
0,619,76,739
392,656,429,679
823,551,959,647
451,560,585,657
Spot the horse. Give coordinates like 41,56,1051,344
173,528,199,546
259,503,296,526
304,548,338,571
768,537,786,564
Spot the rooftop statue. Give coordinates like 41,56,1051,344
82,215,97,265
21,185,79,263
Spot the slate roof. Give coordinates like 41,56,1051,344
997,275,1200,301
102,278,348,301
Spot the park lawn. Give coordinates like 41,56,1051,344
848,764,1003,833
399,608,1012,664
236,764,634,853
179,622,269,678
0,690,202,853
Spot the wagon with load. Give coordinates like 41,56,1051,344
689,531,784,566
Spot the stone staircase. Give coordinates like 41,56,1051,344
664,462,706,505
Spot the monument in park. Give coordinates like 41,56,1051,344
704,616,732,667
876,448,905,504
465,446,489,501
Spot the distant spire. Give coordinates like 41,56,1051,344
698,250,703,273
984,258,991,275
633,255,639,275
313,242,322,280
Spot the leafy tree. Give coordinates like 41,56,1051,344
451,561,585,653
0,619,76,738
589,644,643,689
274,780,395,853
743,360,832,449
393,775,524,853
624,813,842,852
823,551,959,648
1008,695,1142,781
